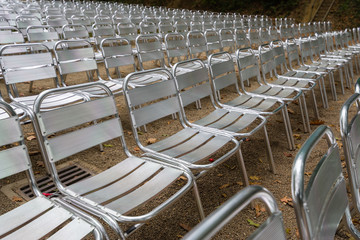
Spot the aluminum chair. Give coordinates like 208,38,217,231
175,20,189,38
26,25,60,50
70,15,92,33
0,26,24,47
46,15,68,35
33,82,205,239
0,101,108,240
15,15,41,36
208,52,295,150
183,185,286,240
123,68,243,183
139,20,157,35
173,59,276,180
158,20,174,39
62,24,92,42
54,40,123,96
292,125,360,239
92,23,116,61
117,22,137,43
94,14,112,25
205,29,223,55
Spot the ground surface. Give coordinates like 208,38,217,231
0,59,359,239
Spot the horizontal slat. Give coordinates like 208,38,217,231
69,157,144,195
105,55,135,68
28,32,59,41
47,218,94,240
128,79,176,106
63,30,88,38
167,48,188,58
85,161,162,203
1,52,53,68
139,51,164,62
0,197,53,236
59,60,97,74
211,59,235,76
175,67,208,90
213,72,237,91
38,97,117,135
4,66,57,84
0,116,22,146
0,34,24,44
56,47,94,61
102,45,132,57
223,113,258,132
180,83,211,106
105,167,181,214
3,206,72,240
132,97,180,127
46,118,122,162
137,41,162,51
194,109,228,126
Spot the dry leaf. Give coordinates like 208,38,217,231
280,196,292,204
222,193,227,198
250,182,261,185
217,174,223,177
274,180,282,183
293,134,301,140
258,158,263,163
276,119,283,123
310,120,325,125
26,135,36,141
133,146,140,152
288,108,295,114
255,204,266,217
249,176,260,181
285,228,291,235
304,172,312,176
341,162,346,168
177,235,184,238
29,150,40,156
296,144,302,149
284,152,293,157
146,138,157,144
137,131,144,135
103,144,113,147
179,223,192,232
178,176,187,181
237,181,244,186
296,229,300,239
127,131,132,135
12,196,23,202
247,219,260,228
36,161,45,168
219,183,230,189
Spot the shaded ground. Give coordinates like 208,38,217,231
0,59,359,239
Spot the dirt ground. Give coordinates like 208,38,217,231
0,56,359,239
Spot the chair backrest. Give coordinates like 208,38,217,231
101,37,137,79
123,69,179,131
117,22,137,42
235,28,250,49
190,21,202,31
269,26,279,41
271,40,289,75
0,43,58,99
71,15,92,32
175,20,188,37
259,45,276,80
92,23,115,46
292,125,360,239
248,28,261,50
340,85,360,223
164,32,190,67
94,14,112,24
219,28,236,53
46,15,68,35
299,39,315,65
205,30,222,53
236,48,263,91
15,15,41,34
183,185,286,240
158,21,174,38
286,39,302,71
54,40,100,86
173,59,213,107
0,26,24,44
136,34,165,70
26,25,59,44
0,16,9,26
259,27,271,45
62,24,90,40
139,20,157,35
187,31,208,59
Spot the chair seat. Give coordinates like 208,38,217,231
0,196,95,239
67,156,183,215
251,85,299,101
225,94,280,113
83,79,123,96
147,127,232,164
274,77,313,90
281,70,319,79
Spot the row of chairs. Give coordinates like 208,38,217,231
184,78,360,239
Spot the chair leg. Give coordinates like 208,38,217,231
311,89,320,120
263,126,276,174
302,94,311,133
283,105,295,150
339,68,345,95
321,76,329,108
192,180,205,220
236,148,249,187
329,72,337,101
298,94,308,133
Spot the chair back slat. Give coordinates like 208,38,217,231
0,145,31,179
56,47,94,61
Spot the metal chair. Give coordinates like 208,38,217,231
183,185,286,240
117,22,138,43
26,25,60,50
292,125,360,239
0,101,109,240
15,15,41,36
33,82,205,239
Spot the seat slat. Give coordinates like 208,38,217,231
3,206,72,240
132,97,180,127
39,96,117,135
0,197,52,236
180,134,230,162
46,118,122,162
0,146,31,179
223,114,258,133
161,131,213,157
47,218,94,240
85,161,162,203
105,167,181,214
204,110,243,129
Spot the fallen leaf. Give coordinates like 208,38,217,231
12,196,23,202
286,228,291,235
179,223,192,232
146,138,157,144
304,172,312,176
26,135,36,141
137,131,144,135
284,152,293,157
280,196,292,204
217,174,223,177
341,162,346,168
250,182,261,185
255,204,266,217
29,150,40,156
177,235,184,238
103,144,113,147
310,120,325,125
133,146,140,152
219,183,230,189
274,180,282,183
258,158,263,163
162,134,168,137
249,176,260,181
127,131,132,135
288,108,295,114
178,176,187,181
276,119,284,123
247,219,260,228
237,181,244,186
296,144,302,149
167,121,172,125
36,161,45,167
222,193,227,198
293,134,301,140
296,229,300,238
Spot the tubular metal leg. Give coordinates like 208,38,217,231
282,105,295,150
192,180,205,220
302,94,311,133
236,148,249,187
263,126,276,174
298,94,308,133
311,89,320,119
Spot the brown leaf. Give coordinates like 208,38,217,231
217,174,223,177
310,120,325,125
179,223,192,232
250,182,262,185
284,152,293,157
178,176,187,181
236,181,244,186
274,180,282,184
293,134,301,140
26,135,36,141
219,183,230,189
146,138,157,144
36,161,45,168
29,150,40,156
133,146,140,152
255,204,266,217
276,119,283,123
222,193,228,198
127,131,132,135
341,162,346,168
249,176,260,181
12,196,23,202
296,229,300,239
304,172,312,176
287,108,295,114
280,196,292,204
296,144,302,149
